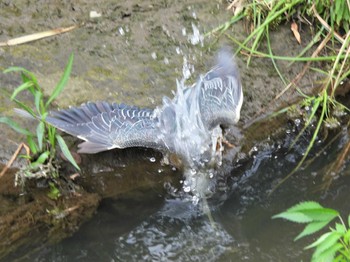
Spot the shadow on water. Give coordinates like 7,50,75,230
23,121,350,262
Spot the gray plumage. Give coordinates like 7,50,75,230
46,49,243,167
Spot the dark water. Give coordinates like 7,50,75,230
25,123,350,262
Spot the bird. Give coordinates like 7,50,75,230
46,49,243,197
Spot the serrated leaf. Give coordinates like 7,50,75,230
46,53,74,107
313,233,342,259
286,201,323,212
272,211,313,223
301,208,339,222
10,81,34,100
306,232,332,249
335,223,346,234
36,121,45,151
56,134,80,170
313,243,343,262
0,117,33,136
295,220,330,240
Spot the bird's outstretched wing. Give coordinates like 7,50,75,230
46,101,164,153
197,49,243,129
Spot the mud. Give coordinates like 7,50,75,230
0,0,325,260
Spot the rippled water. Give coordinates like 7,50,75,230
25,124,350,262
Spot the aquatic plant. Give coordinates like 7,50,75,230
0,54,80,191
273,201,350,261
208,0,350,185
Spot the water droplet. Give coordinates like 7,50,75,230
151,52,157,60
118,27,125,36
163,57,169,64
158,169,163,173
286,129,291,134
192,12,197,19
209,172,214,178
294,118,301,126
182,27,187,36
149,157,156,162
183,186,191,192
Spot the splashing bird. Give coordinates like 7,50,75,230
46,49,243,196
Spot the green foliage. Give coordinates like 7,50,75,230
1,53,80,191
210,0,350,186
273,201,350,261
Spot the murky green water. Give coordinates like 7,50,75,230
23,125,350,262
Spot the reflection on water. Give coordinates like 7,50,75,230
27,125,350,262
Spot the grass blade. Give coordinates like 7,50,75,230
10,81,34,100
0,117,33,136
36,121,45,151
56,134,80,170
46,53,74,107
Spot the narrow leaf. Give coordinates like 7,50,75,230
56,134,80,170
10,81,34,100
46,53,74,107
34,90,42,115
36,121,45,151
27,135,38,154
295,220,331,240
12,98,36,117
0,117,33,136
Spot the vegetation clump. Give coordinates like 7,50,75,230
0,54,80,198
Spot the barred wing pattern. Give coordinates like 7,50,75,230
46,102,163,153
198,52,243,129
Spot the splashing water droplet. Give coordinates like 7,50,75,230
149,157,156,162
294,119,301,126
118,27,125,36
183,186,191,193
151,52,157,60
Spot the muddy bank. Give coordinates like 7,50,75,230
0,0,324,260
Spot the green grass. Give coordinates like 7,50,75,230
0,54,80,196
207,0,350,185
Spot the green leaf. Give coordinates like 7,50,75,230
313,243,343,262
27,135,38,154
56,134,80,170
46,53,74,107
10,81,34,100
48,182,61,200
313,232,342,259
301,208,339,222
0,117,33,136
12,98,36,117
34,90,42,115
306,232,332,249
286,201,323,212
36,121,45,151
295,220,331,240
272,211,313,223
335,223,346,234
30,151,49,168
